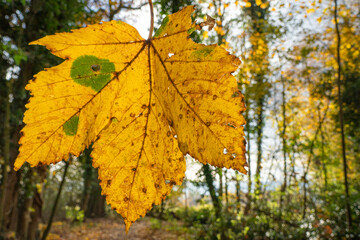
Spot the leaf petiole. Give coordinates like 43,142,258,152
148,0,154,40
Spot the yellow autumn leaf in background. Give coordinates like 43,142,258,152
14,6,246,231
306,8,315,14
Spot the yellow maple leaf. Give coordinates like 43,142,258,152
14,6,246,231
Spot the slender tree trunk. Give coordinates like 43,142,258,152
244,97,252,215
41,161,69,240
28,166,47,240
85,169,105,218
318,104,328,189
184,178,188,216
302,175,307,220
81,148,93,214
320,128,328,188
255,98,264,197
224,170,229,207
280,77,287,211
18,196,33,240
0,79,12,235
302,105,329,219
203,165,221,218
334,0,352,229
235,172,241,212
218,169,223,202
203,164,223,239
17,169,34,240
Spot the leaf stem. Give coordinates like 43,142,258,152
148,0,154,40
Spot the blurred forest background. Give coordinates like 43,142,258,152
0,0,359,239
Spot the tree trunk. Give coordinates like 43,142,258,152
85,169,105,218
224,170,229,207
203,165,221,218
320,128,328,188
255,98,264,197
81,148,93,214
0,79,12,235
41,161,69,240
28,166,47,240
218,168,223,203
334,0,352,229
18,194,33,240
203,164,224,239
244,97,252,215
280,77,287,211
235,172,241,212
17,169,35,240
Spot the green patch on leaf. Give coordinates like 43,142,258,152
70,55,115,92
63,115,79,136
232,92,240,98
154,16,169,37
187,27,195,35
191,47,214,59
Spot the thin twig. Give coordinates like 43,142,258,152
148,0,154,40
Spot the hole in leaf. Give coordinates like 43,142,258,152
168,53,174,58
223,148,228,154
91,64,101,72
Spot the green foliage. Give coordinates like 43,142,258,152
65,205,84,223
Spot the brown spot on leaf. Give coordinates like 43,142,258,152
168,119,173,127
178,141,189,153
91,64,101,72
